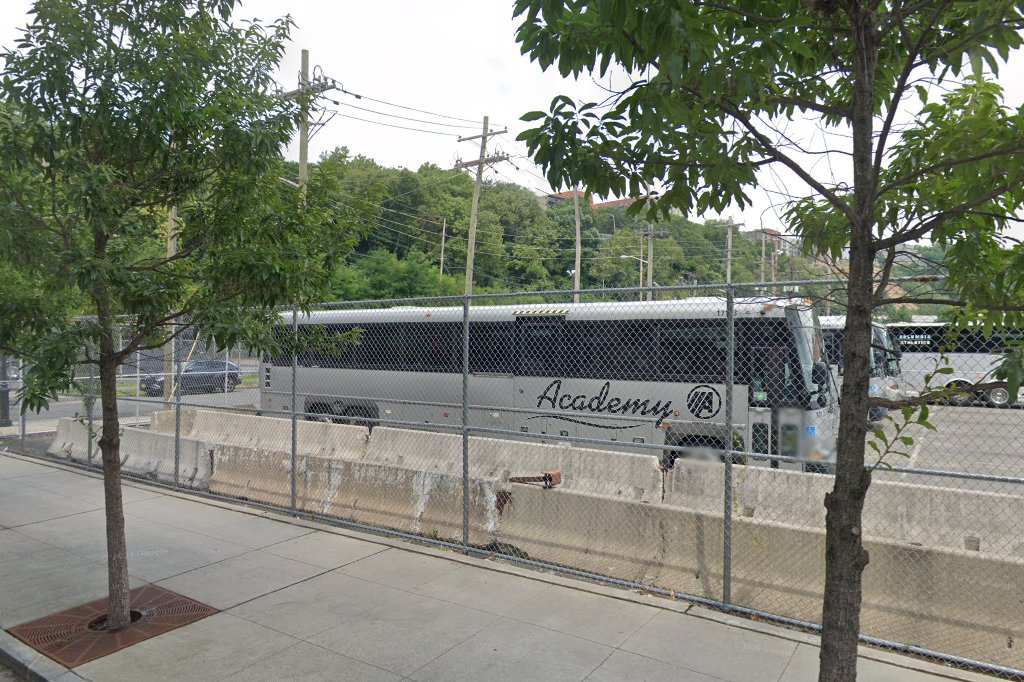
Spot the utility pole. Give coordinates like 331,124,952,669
163,204,178,402
298,50,310,189
633,225,666,302
455,117,508,296
771,241,779,295
280,49,336,514
439,217,447,279
573,189,582,303
646,223,654,301
760,231,767,289
726,222,734,285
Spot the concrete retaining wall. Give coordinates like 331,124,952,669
366,426,664,503
208,445,500,545
151,409,369,461
496,484,1024,669
48,418,212,488
665,461,1024,557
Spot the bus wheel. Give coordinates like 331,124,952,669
946,382,973,407
986,387,1011,408
304,403,333,422
343,407,376,433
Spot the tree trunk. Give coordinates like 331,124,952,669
819,3,878,680
97,311,132,630
819,238,873,681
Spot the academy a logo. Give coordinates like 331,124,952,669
686,385,722,420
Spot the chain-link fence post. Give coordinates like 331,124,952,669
461,294,471,554
722,283,735,607
0,355,11,428
86,369,95,468
134,349,141,427
18,360,26,449
290,306,298,515
174,357,181,486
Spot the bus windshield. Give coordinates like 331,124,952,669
876,325,902,377
787,307,832,405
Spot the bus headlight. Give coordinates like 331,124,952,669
781,424,799,458
805,448,825,462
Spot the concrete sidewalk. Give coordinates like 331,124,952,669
0,453,994,682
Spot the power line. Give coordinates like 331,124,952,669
333,85,489,125
327,111,460,137
323,99,480,130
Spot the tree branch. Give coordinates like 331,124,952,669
871,0,951,197
874,182,1011,250
880,146,1024,195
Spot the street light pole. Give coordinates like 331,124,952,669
619,255,648,302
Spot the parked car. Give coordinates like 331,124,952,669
142,360,241,397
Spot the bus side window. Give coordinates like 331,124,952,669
616,320,655,381
518,320,564,376
563,320,617,379
469,322,515,373
353,324,404,370
655,320,724,381
405,322,459,372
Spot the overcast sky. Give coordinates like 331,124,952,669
2,1,1022,236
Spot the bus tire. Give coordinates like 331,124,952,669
342,406,377,433
304,403,333,422
986,387,1011,407
946,381,973,407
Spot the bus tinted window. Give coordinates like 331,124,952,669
890,325,1024,354
353,324,404,369
469,322,515,373
563,320,617,379
657,321,726,381
615,321,655,380
407,322,460,372
519,321,564,376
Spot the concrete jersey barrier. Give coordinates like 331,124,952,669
208,445,501,545
494,483,1024,670
151,409,369,461
48,418,212,488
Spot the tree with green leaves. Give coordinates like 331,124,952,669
513,1,1024,679
0,0,366,630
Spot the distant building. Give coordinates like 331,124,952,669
592,197,641,211
543,190,591,209
542,192,647,212
740,228,801,256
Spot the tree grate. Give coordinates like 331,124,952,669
5,585,217,668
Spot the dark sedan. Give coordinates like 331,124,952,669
143,360,241,397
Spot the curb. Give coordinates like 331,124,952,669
0,631,84,682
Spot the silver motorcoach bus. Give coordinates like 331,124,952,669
886,322,1019,407
260,298,839,472
820,316,904,421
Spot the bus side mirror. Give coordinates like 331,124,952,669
812,361,831,390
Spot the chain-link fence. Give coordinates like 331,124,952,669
3,279,1023,678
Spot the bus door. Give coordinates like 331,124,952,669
746,345,784,466
514,316,566,443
